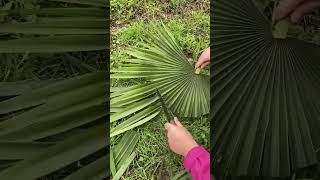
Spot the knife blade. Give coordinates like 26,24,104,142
156,89,174,123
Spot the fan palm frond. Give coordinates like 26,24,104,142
0,72,108,179
49,0,108,7
110,130,139,180
110,24,210,137
0,0,108,53
0,0,109,178
171,170,192,180
211,0,320,177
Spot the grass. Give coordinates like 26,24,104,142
0,52,107,82
110,0,210,179
124,115,209,179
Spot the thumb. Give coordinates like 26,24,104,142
173,117,183,127
195,61,202,68
164,122,174,131
274,0,305,21
290,0,320,23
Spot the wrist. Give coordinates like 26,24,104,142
183,142,198,157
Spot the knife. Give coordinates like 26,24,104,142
156,89,175,123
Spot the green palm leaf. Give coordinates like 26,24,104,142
211,0,320,177
0,35,107,53
0,0,109,178
111,24,209,137
110,131,139,180
0,72,108,179
0,19,107,35
64,155,108,180
0,125,106,179
4,8,106,17
0,1,108,53
49,0,108,7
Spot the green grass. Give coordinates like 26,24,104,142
0,52,106,82
123,116,209,179
111,0,210,179
111,0,209,25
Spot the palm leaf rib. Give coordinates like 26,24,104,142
0,2,108,53
0,0,110,178
211,0,320,177
111,24,210,137
0,72,109,179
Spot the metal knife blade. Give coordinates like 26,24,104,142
156,89,174,123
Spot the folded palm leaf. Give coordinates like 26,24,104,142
211,0,320,177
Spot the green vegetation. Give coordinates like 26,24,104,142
110,0,209,179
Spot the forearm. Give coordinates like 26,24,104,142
183,146,210,180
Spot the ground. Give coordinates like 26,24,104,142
110,0,210,179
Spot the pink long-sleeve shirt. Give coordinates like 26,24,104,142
183,146,210,180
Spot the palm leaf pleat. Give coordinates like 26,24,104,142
0,72,108,179
211,0,320,177
110,25,210,137
0,0,107,53
110,131,139,180
0,0,110,178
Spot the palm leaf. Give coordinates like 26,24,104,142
111,24,209,137
4,8,106,17
0,1,108,53
48,0,108,7
0,35,107,53
171,170,192,180
0,142,54,160
0,125,106,179
0,72,108,179
110,131,139,180
0,0,109,178
0,19,107,35
211,0,320,177
63,155,108,180
0,80,57,96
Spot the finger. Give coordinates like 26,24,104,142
195,58,207,68
195,61,201,68
274,0,306,21
200,61,210,68
291,0,320,23
195,48,210,68
173,117,183,127
164,122,174,131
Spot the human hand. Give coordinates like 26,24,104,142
274,0,320,23
195,47,210,68
164,117,198,157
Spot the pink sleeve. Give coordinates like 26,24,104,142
183,146,210,180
